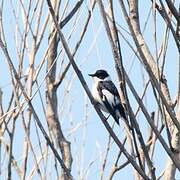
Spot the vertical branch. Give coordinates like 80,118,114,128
46,0,150,179
100,131,112,180
127,0,180,179
7,114,16,180
124,70,180,170
46,0,72,179
118,2,180,179
98,1,155,179
108,1,146,179
21,0,37,177
0,35,73,179
0,0,179,179
97,0,133,151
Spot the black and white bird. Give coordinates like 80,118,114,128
89,69,127,125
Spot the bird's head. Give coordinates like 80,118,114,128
89,69,111,82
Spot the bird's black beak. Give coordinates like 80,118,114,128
88,73,95,77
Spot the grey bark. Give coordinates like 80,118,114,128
46,1,72,179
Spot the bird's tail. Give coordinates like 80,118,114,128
113,115,120,125
117,104,132,129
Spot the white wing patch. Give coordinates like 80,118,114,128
102,89,120,106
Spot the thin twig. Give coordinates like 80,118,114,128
46,0,150,179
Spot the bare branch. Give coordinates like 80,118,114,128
46,0,150,179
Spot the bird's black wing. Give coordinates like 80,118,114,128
97,81,120,124
99,81,120,97
98,81,127,124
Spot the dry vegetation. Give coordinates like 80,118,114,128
0,0,179,179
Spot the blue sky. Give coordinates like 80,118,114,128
0,0,180,179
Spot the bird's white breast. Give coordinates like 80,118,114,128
92,82,101,102
91,82,108,112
